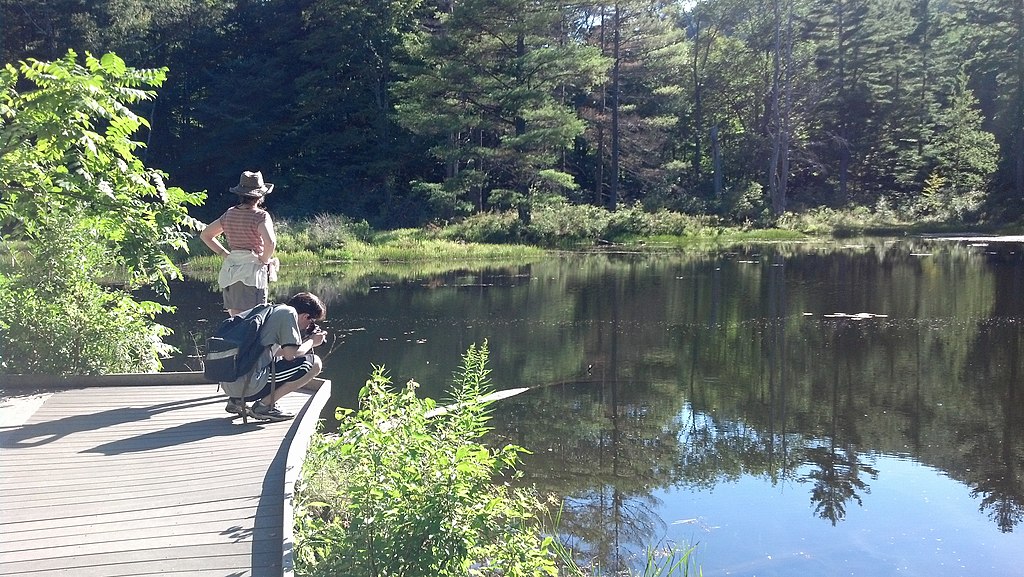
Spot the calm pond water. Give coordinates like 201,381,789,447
161,236,1024,576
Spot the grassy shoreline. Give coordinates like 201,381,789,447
181,204,1022,275
183,211,810,273
185,236,548,272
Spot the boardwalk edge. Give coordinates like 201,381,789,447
281,378,333,577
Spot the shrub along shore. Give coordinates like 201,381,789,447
185,203,1016,273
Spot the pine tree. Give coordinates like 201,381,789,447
392,0,609,222
947,0,1024,215
802,0,875,203
571,1,689,210
917,71,998,221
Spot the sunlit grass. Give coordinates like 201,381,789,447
186,236,543,273
183,203,1010,278
321,237,544,262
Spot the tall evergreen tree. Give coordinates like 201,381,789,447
678,0,776,214
287,0,428,224
888,0,940,203
572,1,689,210
392,0,609,222
916,71,998,221
947,0,1024,216
802,0,875,204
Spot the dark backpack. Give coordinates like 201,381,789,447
203,304,275,382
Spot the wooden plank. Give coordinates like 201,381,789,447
0,511,281,552
0,499,280,535
0,464,272,497
1,489,282,523
1,549,280,577
1,528,286,561
0,380,330,577
1,372,216,388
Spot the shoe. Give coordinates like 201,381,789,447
224,398,246,415
249,401,294,422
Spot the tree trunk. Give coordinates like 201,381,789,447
1015,3,1024,202
769,0,792,215
595,4,608,207
610,1,621,211
837,0,849,201
691,13,704,184
711,125,723,197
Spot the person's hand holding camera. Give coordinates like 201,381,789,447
307,321,328,347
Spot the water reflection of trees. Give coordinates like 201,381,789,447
491,376,682,572
799,319,879,525
803,444,878,526
489,239,1024,566
173,239,1024,556
959,245,1024,532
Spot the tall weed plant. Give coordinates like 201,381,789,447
294,342,557,577
274,213,373,253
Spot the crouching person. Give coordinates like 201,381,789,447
225,292,328,422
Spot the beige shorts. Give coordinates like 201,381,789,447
223,282,267,312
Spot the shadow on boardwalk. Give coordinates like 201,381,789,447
1,394,229,449
0,379,331,577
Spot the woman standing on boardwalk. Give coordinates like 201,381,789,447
200,170,280,316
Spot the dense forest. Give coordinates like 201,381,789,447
3,0,1020,228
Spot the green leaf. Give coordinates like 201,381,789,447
99,53,127,76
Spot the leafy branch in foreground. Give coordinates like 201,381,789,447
0,50,205,292
0,50,205,374
294,342,557,577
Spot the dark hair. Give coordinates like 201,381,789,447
236,195,264,209
288,292,326,321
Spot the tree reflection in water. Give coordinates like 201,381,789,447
802,318,879,526
166,239,1024,574
803,445,878,526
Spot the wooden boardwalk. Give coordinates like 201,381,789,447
0,375,332,577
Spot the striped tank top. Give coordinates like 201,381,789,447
220,206,269,254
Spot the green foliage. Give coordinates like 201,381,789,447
438,211,528,244
922,73,998,221
527,201,612,247
775,206,901,236
187,222,545,275
294,342,558,577
526,201,732,246
437,202,738,248
411,179,477,221
0,50,205,292
0,214,173,374
392,0,610,222
0,50,203,374
718,182,770,224
274,214,374,253
606,203,657,239
11,2,1024,229
911,172,950,222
